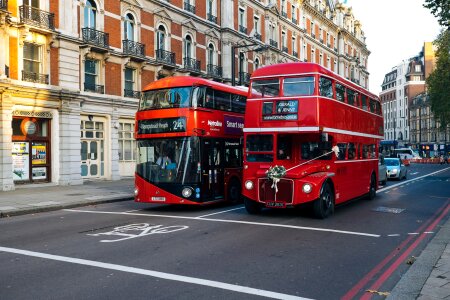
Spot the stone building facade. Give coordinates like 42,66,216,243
0,0,370,190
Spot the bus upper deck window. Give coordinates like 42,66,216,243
336,83,345,102
361,94,368,110
251,79,280,98
283,76,315,96
319,77,333,98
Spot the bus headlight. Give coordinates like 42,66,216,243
134,187,139,196
182,187,193,198
302,183,312,194
245,180,254,190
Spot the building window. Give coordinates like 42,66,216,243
124,13,135,41
124,67,135,97
415,64,421,72
118,122,136,161
311,48,315,63
157,25,166,51
254,57,260,70
23,42,42,75
292,37,296,55
254,16,260,34
208,43,215,66
84,0,97,28
84,59,100,92
239,7,245,29
185,35,193,59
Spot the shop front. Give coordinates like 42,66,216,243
12,116,51,183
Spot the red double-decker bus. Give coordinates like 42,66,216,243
135,76,248,205
242,63,383,218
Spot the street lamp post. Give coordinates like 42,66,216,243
231,42,267,86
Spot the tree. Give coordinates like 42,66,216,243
426,30,450,128
423,0,450,28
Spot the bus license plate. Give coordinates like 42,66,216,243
151,197,166,202
265,202,286,208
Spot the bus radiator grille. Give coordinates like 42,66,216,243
258,178,293,204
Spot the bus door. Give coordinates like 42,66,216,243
201,139,224,201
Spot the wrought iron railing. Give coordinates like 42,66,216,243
269,39,278,48
0,0,7,10
207,64,222,77
184,57,200,72
155,49,176,65
207,13,217,24
84,82,104,94
22,70,49,84
122,40,145,57
254,33,262,41
184,2,195,14
238,72,250,85
124,89,141,99
282,46,288,53
82,27,109,49
20,5,55,30
239,25,247,34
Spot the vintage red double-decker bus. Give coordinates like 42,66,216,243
242,63,384,218
135,76,248,205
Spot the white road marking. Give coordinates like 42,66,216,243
424,232,434,234
378,167,450,193
387,234,400,237
64,209,380,238
0,246,312,300
196,206,245,218
408,233,419,235
410,172,419,175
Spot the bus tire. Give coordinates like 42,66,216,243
244,197,262,214
367,173,377,200
313,182,334,219
227,178,242,203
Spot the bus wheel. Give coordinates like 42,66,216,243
227,179,242,203
313,182,334,219
244,197,262,214
367,174,377,200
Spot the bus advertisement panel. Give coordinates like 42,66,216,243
242,63,384,218
135,76,248,205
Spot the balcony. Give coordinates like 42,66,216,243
122,40,146,61
239,25,247,34
82,27,109,50
1,0,7,10
84,82,104,94
183,57,201,73
207,13,217,24
19,5,55,31
22,70,49,84
254,33,261,41
155,49,176,66
282,46,288,53
124,89,141,99
281,11,287,18
238,72,250,85
207,64,222,78
184,2,195,14
269,39,278,48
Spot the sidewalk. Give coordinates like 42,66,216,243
0,178,449,299
0,178,134,217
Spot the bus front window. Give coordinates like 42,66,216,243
283,76,315,96
136,137,200,184
140,87,192,110
245,134,273,162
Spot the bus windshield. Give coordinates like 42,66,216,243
136,137,200,184
140,87,192,110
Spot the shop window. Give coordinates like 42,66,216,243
119,121,136,161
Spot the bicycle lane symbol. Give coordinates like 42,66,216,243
87,223,189,243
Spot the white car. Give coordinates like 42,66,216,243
378,155,387,185
385,158,408,180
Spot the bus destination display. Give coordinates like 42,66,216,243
263,100,298,121
138,117,186,134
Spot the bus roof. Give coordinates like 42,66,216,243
142,76,248,95
251,62,378,99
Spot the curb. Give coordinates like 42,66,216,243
387,216,450,299
0,195,134,218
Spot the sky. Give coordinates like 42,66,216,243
343,0,443,94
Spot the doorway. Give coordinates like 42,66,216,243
80,118,105,178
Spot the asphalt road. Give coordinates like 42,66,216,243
1,164,449,300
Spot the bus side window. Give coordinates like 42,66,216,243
348,143,356,160
347,89,356,106
361,94,368,110
193,86,206,108
216,90,231,111
369,98,376,113
337,143,347,160
336,83,345,102
362,145,369,159
231,94,246,113
319,77,334,98
205,88,214,109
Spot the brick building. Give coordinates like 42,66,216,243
0,0,370,190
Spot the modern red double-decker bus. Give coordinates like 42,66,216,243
135,76,248,205
242,63,384,218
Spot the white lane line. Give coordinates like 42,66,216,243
64,209,380,238
408,232,420,235
196,206,245,218
378,167,450,193
0,246,312,300
424,232,434,234
387,234,400,237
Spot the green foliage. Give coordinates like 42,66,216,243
423,0,450,28
266,165,286,180
426,30,450,128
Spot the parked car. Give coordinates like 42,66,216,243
378,154,387,185
385,158,407,180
